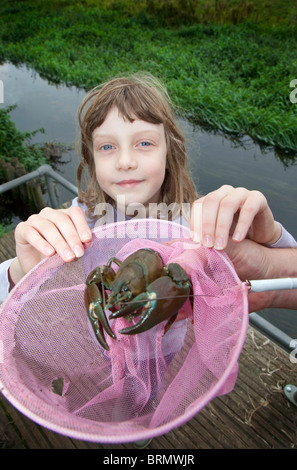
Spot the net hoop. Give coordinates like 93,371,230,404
0,219,249,443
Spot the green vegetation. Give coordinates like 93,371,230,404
14,0,297,27
0,106,45,231
0,0,297,154
0,106,67,231
0,106,46,172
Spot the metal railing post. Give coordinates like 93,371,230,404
249,312,295,353
0,164,78,208
44,173,58,208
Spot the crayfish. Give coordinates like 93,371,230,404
84,248,192,350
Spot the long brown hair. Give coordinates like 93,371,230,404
77,72,197,218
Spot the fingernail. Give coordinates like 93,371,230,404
64,249,74,260
190,230,201,243
82,231,92,242
233,231,241,242
203,235,213,247
44,246,55,256
214,237,223,250
83,240,93,249
73,245,84,258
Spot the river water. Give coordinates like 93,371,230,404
1,62,297,337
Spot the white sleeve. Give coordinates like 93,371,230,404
268,223,297,248
0,258,14,304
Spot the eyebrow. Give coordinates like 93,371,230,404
92,129,163,142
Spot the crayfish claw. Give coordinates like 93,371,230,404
163,312,178,335
89,314,110,351
85,249,192,346
119,275,190,336
88,301,116,351
108,292,149,320
85,281,116,350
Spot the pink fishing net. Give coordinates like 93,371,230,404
0,219,249,443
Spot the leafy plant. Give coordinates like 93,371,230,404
0,106,46,172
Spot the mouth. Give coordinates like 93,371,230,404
117,179,144,189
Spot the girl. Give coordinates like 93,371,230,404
1,72,296,308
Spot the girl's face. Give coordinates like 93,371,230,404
92,107,167,213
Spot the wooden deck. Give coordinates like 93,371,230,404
0,231,296,449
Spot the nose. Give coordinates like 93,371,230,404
116,147,137,171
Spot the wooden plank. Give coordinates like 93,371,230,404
0,399,26,449
215,329,297,449
0,231,16,262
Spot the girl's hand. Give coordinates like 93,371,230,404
10,206,92,284
190,185,281,250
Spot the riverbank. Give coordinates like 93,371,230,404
0,104,69,234
0,0,297,154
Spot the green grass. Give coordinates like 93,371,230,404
22,0,297,27
0,0,297,154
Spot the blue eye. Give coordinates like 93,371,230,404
101,144,113,151
140,141,151,147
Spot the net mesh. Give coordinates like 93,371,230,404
0,219,249,443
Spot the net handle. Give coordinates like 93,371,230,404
246,277,297,293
